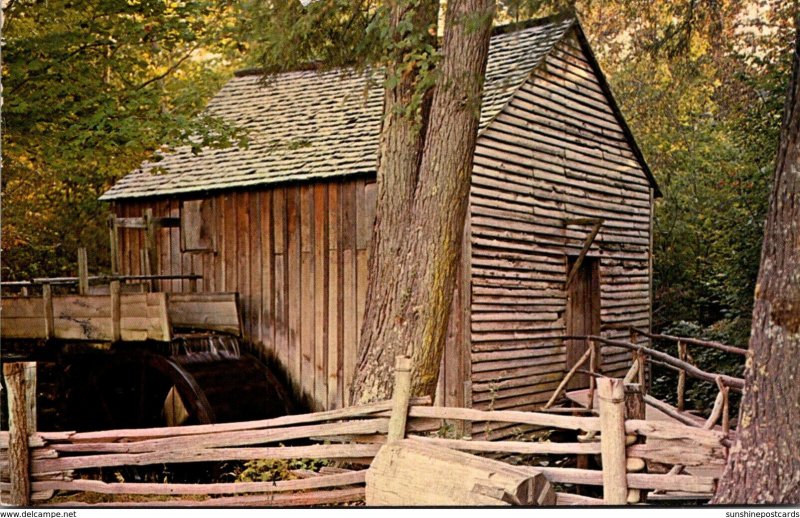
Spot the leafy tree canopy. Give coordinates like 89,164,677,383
2,0,795,355
1,0,245,279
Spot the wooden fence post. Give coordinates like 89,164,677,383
598,377,627,505
624,382,646,503
716,378,731,436
3,363,31,506
677,341,687,411
387,355,413,442
587,339,598,411
77,247,89,295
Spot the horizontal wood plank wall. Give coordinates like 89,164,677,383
112,35,652,417
468,33,652,428
114,179,376,411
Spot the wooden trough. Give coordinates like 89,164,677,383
1,288,242,343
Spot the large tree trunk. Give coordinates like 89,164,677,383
350,0,495,404
712,17,800,504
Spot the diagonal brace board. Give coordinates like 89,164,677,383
564,218,604,289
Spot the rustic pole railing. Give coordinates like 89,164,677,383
587,336,744,391
3,363,31,506
630,327,749,356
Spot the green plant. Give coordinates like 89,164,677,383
235,456,331,483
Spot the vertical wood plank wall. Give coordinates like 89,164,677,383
115,179,376,410
468,32,652,429
113,33,653,415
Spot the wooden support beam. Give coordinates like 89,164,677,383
108,214,120,275
623,357,639,384
563,217,603,227
114,216,180,229
3,363,31,506
42,284,54,340
565,219,603,288
598,377,627,505
387,356,412,442
77,247,89,295
20,274,202,286
643,395,700,428
587,340,598,411
544,347,592,409
143,209,157,291
110,281,121,342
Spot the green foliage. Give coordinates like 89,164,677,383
238,0,439,124
235,457,330,482
578,0,793,342
234,0,384,73
649,320,746,417
1,0,246,280
3,0,794,384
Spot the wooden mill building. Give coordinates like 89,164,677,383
100,15,660,415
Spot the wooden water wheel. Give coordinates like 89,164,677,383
35,342,296,431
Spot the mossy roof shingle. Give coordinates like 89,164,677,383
101,17,576,201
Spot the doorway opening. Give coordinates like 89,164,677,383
565,256,601,389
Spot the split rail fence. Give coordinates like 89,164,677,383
547,328,745,438
1,352,733,507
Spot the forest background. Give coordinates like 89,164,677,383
1,0,797,395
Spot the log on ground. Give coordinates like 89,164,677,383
365,439,555,506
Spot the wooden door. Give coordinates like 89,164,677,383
565,257,601,389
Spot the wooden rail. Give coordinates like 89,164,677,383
1,289,241,342
1,274,202,288
545,331,742,447
630,327,749,356
1,361,729,506
587,335,744,391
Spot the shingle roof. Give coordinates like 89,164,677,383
100,16,575,201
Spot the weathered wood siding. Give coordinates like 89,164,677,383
468,32,653,420
114,32,653,416
114,179,376,410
